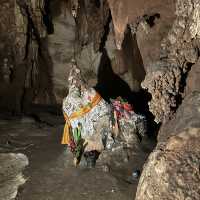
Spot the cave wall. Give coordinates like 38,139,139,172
0,0,199,124
0,0,177,112
135,91,200,200
0,0,57,113
106,0,200,123
101,1,200,199
133,1,200,199
107,0,175,50
48,0,76,103
141,0,200,123
0,0,20,112
0,0,15,63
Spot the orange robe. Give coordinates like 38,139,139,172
61,92,102,145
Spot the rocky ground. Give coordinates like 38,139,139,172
0,111,155,200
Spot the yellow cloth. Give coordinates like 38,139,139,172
61,92,102,144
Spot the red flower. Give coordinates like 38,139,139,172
123,103,132,111
87,96,91,101
69,139,76,153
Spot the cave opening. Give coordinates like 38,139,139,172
95,48,133,102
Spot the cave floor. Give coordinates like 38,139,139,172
0,114,154,200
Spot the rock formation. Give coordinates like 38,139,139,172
141,0,200,123
0,153,28,200
133,1,200,198
135,92,200,200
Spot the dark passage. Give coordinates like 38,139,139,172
95,49,159,138
95,48,133,103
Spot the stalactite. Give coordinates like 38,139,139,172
75,0,110,52
25,33,39,89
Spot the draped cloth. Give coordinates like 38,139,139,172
61,92,102,145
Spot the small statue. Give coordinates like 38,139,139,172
61,61,147,167
62,60,113,166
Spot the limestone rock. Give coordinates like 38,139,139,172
98,112,146,167
135,91,200,200
62,63,113,152
76,0,110,52
107,0,175,50
136,127,200,200
185,58,200,95
141,0,200,123
0,0,55,112
142,65,182,123
0,153,28,200
48,5,76,103
76,42,102,85
159,91,200,143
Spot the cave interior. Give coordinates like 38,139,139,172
0,0,200,200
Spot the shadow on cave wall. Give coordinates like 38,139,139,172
95,48,133,102
95,48,159,137
95,25,146,102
